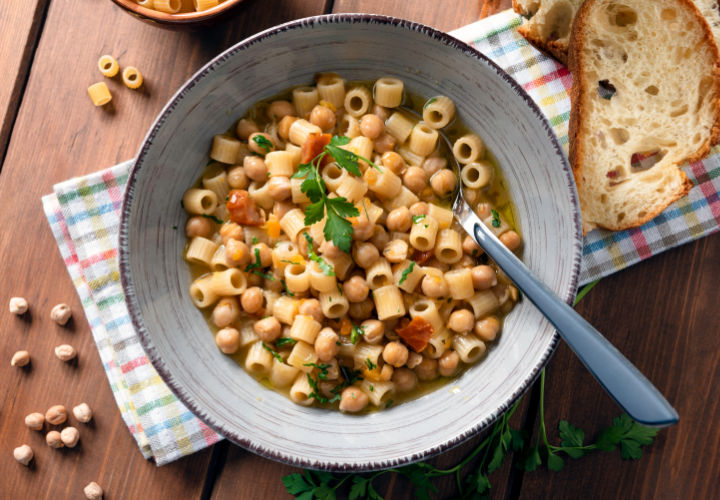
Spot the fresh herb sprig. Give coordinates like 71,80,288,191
303,233,335,276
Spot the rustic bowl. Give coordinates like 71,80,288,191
110,0,244,27
119,14,582,471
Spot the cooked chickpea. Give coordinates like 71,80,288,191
383,239,408,263
430,169,456,197
403,166,427,194
392,368,417,392
236,118,259,140
462,235,481,256
339,387,369,413
278,116,299,143
264,271,284,293
414,357,438,381
13,444,33,466
385,207,411,232
370,226,389,252
352,217,374,241
61,426,80,448
251,243,272,267
267,100,295,121
240,287,264,314
438,351,460,377
225,239,251,267
422,156,447,177
220,222,244,244
448,309,474,334
46,430,63,448
248,132,275,155
359,114,385,139
185,216,213,239
246,273,262,287
453,255,475,270
382,341,409,367
293,300,319,324
471,265,497,290
267,176,291,201
273,201,294,220
421,272,449,298
254,317,281,342
314,328,340,362
406,351,423,369
349,298,374,320
372,104,389,121
409,202,429,216
215,327,241,354
475,316,501,342
24,412,45,431
342,275,369,303
380,151,405,174
319,240,343,259
243,155,267,182
361,319,384,344
475,202,492,219
84,482,104,500
374,133,396,153
309,105,336,131
228,165,248,189
500,230,522,251
211,297,240,328
72,403,93,423
11,350,30,367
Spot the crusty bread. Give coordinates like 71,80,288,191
514,0,720,64
568,0,720,232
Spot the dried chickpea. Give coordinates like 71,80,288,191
211,297,240,328
220,222,243,244
50,303,72,325
72,403,93,423
430,169,456,197
385,207,411,232
392,367,417,392
46,430,63,448
403,166,427,194
243,155,267,182
9,297,28,315
248,132,275,155
342,276,369,303
84,482,104,500
267,100,295,121
298,298,323,323
11,350,30,367
236,118,259,140
215,327,241,354
254,317,281,342
240,287,264,314
13,445,33,466
438,351,460,377
185,216,213,239
55,344,77,362
227,165,249,189
314,328,340,362
309,105,336,131
382,341,409,367
475,316,501,342
339,387,368,413
380,151,405,174
448,309,474,334
471,265,497,290
499,230,522,251
45,405,68,426
61,426,80,448
24,412,45,431
359,114,385,139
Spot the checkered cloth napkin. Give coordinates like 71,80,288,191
42,9,720,465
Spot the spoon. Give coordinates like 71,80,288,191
402,107,679,426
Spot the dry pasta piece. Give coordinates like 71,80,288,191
97,55,119,78
395,317,434,353
153,0,181,13
122,66,143,90
87,82,112,107
194,0,219,11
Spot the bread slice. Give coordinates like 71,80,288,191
514,0,720,64
568,0,720,232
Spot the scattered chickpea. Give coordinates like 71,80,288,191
499,230,522,251
254,316,282,342
409,202,429,216
60,426,80,448
278,115,297,140
248,132,275,155
380,151,405,174
462,235,481,256
471,265,497,290
348,298,374,320
383,239,409,263
421,271,449,298
273,200,294,220
359,114,385,139
352,241,379,269
215,327,241,354
448,309,474,334
339,387,369,413
13,445,33,466
252,243,273,267
225,239,251,267
475,316,501,342
414,357,438,381
46,430,63,448
73,403,93,423
373,133,396,153
24,412,45,431
309,104,336,131
430,169,456,197
298,298,323,323
372,104,389,121
385,207,411,232
342,275,369,303
236,118,259,140
11,350,30,367
219,222,243,244
422,156,446,177
9,297,28,315
267,176,291,201
314,328,340,362
392,367,418,392
438,351,460,377
84,481,104,500
382,341,409,368
212,297,240,328
406,351,423,369
243,155,268,182
185,216,213,239
361,319,384,344
267,100,295,121
352,217,374,241
45,405,68,426
370,225,389,251
403,166,427,194
227,165,248,189
55,344,77,362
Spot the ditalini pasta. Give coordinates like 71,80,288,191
136,0,229,14
182,74,522,412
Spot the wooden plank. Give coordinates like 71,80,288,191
518,234,720,499
0,0,50,164
0,0,329,498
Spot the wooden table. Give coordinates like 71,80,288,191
1,0,718,498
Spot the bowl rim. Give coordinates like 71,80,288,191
119,12,583,471
110,0,243,24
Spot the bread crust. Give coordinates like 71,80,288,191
517,24,570,64
568,0,720,233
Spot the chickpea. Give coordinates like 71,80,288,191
448,309,475,334
254,317,281,342
273,200,294,220
25,412,45,431
464,188,479,205
453,255,475,270
72,403,93,423
369,226,389,252
319,240,343,259
251,243,273,267
243,155,268,182
9,296,28,315
267,176,291,201
11,350,30,367
13,444,34,466
349,298,374,320
264,271,284,293
314,328,340,362
61,426,80,448
382,341,409,368
421,271,449,298
475,316,501,342
211,297,240,328
374,133,396,153
406,351,423,369
361,319,384,344
385,207,411,232
228,165,249,189
246,273,262,287
372,104,389,121
383,239,408,263
427,258,449,273
215,327,241,354
220,222,244,245
500,230,522,252
422,156,447,177
236,118,259,140
352,217,374,241
438,351,460,377
46,405,68,426
414,357,439,381
475,203,492,219
462,235,482,256
309,105,336,131
359,114,385,139
342,275,369,303
240,287,264,314
403,166,427,194
84,482,104,500
339,387,369,413
55,344,77,362
185,216,213,239
409,202,429,217
430,169,457,197
46,430,63,448
248,132,275,155
392,368,417,392
471,265,497,290
267,100,295,121
225,239,251,267
278,115,298,140
380,151,405,174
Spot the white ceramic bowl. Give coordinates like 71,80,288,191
119,14,582,471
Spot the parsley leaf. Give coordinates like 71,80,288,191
261,342,283,363
252,134,273,152
275,337,297,348
304,362,332,380
244,248,262,272
329,135,351,146
350,323,364,344
201,214,223,224
398,261,416,285
324,197,358,253
365,358,377,371
491,209,501,228
325,144,362,176
303,233,335,276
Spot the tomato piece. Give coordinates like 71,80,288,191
395,317,434,353
411,250,434,265
301,133,332,164
227,189,263,226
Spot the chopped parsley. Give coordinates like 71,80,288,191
423,97,437,109
412,214,426,224
252,236,259,244
201,214,224,224
385,399,394,408
261,342,283,363
245,247,274,280
275,337,297,348
172,225,178,230
398,261,416,285
369,384,374,392
303,362,332,380
303,232,335,276
280,279,294,296
365,358,377,371
491,209,502,228
350,323,364,344
252,134,273,152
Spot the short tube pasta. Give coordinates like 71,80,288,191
202,165,230,200
453,334,487,363
427,204,453,230
319,290,349,318
292,87,319,118
409,123,439,157
309,261,338,293
290,314,322,344
122,67,143,89
344,86,372,118
317,73,346,109
185,237,218,266
409,215,439,251
444,268,475,300
289,119,322,146
245,341,273,375
373,285,405,320
422,96,456,129
270,360,300,388
194,0,219,11
279,209,307,242
87,82,112,106
385,112,415,143
467,290,500,318
361,380,395,406
364,167,402,199
189,276,218,308
265,151,297,177
97,55,119,78
453,134,485,165
425,328,451,359
207,269,247,296
289,372,314,405
284,263,310,293
409,298,443,332
374,78,404,108
461,161,493,189
183,188,218,215
273,296,299,325
365,258,393,290
434,229,463,264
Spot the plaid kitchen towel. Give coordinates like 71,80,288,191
42,10,720,464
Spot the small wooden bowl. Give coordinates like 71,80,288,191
110,0,244,28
